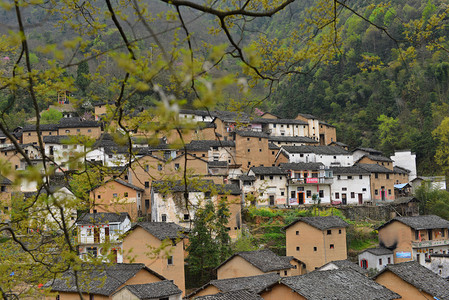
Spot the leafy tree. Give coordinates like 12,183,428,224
415,181,449,219
75,60,90,95
433,117,449,174
40,108,63,124
215,197,232,261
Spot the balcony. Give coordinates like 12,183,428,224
289,177,333,185
78,235,120,244
412,239,449,248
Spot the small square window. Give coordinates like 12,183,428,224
259,149,262,152
158,164,163,171
339,229,342,234
124,192,128,197
330,244,334,249
97,195,101,199
161,214,167,222
113,193,117,197
313,247,317,251
296,246,300,251
167,256,173,265
379,258,382,265
145,181,149,188
77,129,80,132
247,138,250,141
184,214,190,221
248,149,250,152
269,176,273,180
327,230,331,235
359,175,362,179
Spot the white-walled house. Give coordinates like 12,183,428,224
391,150,417,181
279,162,333,205
330,166,372,204
247,166,288,206
279,145,353,167
352,147,384,164
358,248,394,272
76,212,131,263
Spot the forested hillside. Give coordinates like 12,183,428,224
266,0,449,175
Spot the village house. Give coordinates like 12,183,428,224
377,215,449,264
374,261,449,300
111,281,182,300
215,249,305,280
187,273,281,299
295,113,320,142
234,131,272,170
390,149,417,181
267,135,318,147
0,175,13,221
352,147,384,163
284,216,349,272
44,263,167,300
255,117,309,137
260,269,400,300
122,222,187,295
423,253,449,278
358,247,394,272
194,290,263,300
356,163,395,202
76,212,131,263
278,145,353,167
89,179,144,220
149,181,242,238
246,166,288,206
21,124,59,145
330,165,371,205
57,117,102,138
317,259,368,275
280,162,333,205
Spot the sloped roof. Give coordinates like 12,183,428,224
115,281,181,299
0,175,12,185
361,247,393,256
22,124,58,132
378,215,449,230
330,165,371,175
249,166,287,175
393,196,418,205
187,140,235,150
374,261,449,299
195,290,263,300
357,154,393,163
76,212,129,225
319,259,368,275
353,147,383,155
128,222,187,241
57,117,99,128
208,161,228,168
280,162,324,171
268,143,280,150
268,136,318,144
188,273,281,298
393,166,410,174
235,131,269,138
216,249,293,273
280,269,399,300
356,163,394,174
297,113,316,119
42,135,72,144
253,118,307,125
45,263,165,296
239,175,256,181
284,216,349,231
282,145,350,155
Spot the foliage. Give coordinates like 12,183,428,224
40,108,63,124
415,181,449,219
75,61,90,95
346,225,378,251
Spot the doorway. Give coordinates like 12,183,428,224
297,192,304,205
358,194,363,205
342,194,347,205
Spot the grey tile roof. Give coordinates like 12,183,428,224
281,269,400,300
215,184,241,195
280,162,324,171
393,196,418,205
361,247,393,256
42,135,72,144
374,261,449,300
268,136,318,143
378,215,449,230
393,166,410,173
361,154,393,162
179,108,211,116
319,120,336,127
0,175,12,185
239,175,256,181
282,145,350,155
330,166,371,175
151,180,216,193
128,222,187,241
284,216,349,231
356,163,394,173
57,117,100,128
188,273,281,298
118,280,181,299
217,249,293,273
45,263,165,296
195,290,263,300
76,212,129,225
268,143,280,150
297,113,316,119
353,147,383,155
235,130,269,138
187,140,235,151
249,166,287,175
208,161,228,167
22,124,58,131
319,259,368,275
330,141,349,148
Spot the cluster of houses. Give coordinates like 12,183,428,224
44,214,449,299
1,99,448,299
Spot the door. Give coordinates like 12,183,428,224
358,193,363,205
105,227,110,243
269,195,275,206
342,194,347,205
298,192,304,205
111,249,118,263
381,189,386,201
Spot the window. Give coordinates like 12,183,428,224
313,247,317,251
359,175,363,179
342,187,347,191
269,176,273,180
247,138,250,141
161,214,167,222
281,191,284,196
89,295,94,300
362,188,367,192
65,130,70,133
0,186,5,192
387,257,391,264
443,229,445,237
88,129,92,133
386,174,390,179
306,190,311,198
296,246,300,251
248,149,250,152
260,175,265,180
97,195,101,199
330,244,334,249
272,151,275,155
388,189,391,195
351,192,355,198
284,270,288,276
167,256,173,265
375,173,378,179
77,129,80,132
87,247,97,258
174,163,180,170
379,258,382,265
347,176,352,179
259,138,262,141
335,193,339,199
361,259,368,269
338,229,342,234
112,193,117,197
327,230,332,235
145,181,149,188
158,164,162,171
259,149,262,152
145,199,149,209
296,231,299,235
337,175,341,180
63,145,68,149
375,190,378,195
415,230,419,240
124,192,128,197
184,214,190,221
319,190,324,198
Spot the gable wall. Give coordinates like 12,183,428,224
260,284,306,300
216,255,265,279
375,271,431,300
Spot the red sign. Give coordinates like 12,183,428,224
306,178,319,184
